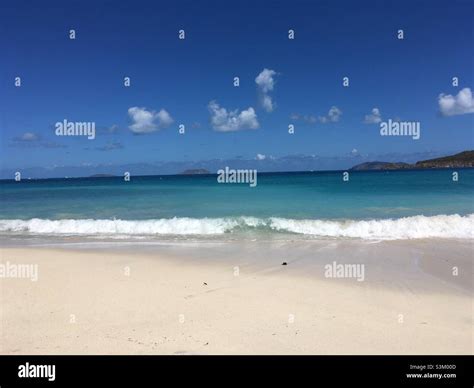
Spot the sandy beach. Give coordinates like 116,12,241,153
0,239,472,355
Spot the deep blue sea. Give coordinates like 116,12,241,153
1,169,473,240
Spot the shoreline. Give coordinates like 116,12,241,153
1,239,472,355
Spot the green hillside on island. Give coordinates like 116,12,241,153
350,151,474,171
350,162,412,171
415,151,474,168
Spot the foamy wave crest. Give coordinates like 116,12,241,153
0,217,246,235
269,214,474,239
0,214,472,239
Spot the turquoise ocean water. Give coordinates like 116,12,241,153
0,169,473,240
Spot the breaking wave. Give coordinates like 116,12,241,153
0,214,472,240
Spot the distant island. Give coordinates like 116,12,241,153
89,174,117,178
350,151,474,171
350,162,412,171
180,169,211,175
414,151,474,168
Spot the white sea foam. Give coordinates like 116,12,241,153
268,214,474,239
0,214,472,240
0,217,241,236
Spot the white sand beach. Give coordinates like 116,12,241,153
0,239,472,354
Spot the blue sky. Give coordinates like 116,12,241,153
1,0,473,176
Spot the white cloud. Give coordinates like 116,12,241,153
255,68,276,93
255,68,277,112
328,106,342,122
208,100,259,132
319,106,342,123
438,87,474,116
291,108,341,124
261,94,274,112
128,107,174,133
156,109,174,127
108,124,120,133
293,114,317,124
19,132,40,141
11,132,68,149
364,107,382,124
96,141,124,151
256,153,266,160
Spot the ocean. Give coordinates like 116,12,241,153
0,169,473,241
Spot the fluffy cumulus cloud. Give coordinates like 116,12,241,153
319,106,342,123
438,88,474,116
208,100,259,132
363,107,382,124
128,107,174,133
255,68,277,112
255,153,266,160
